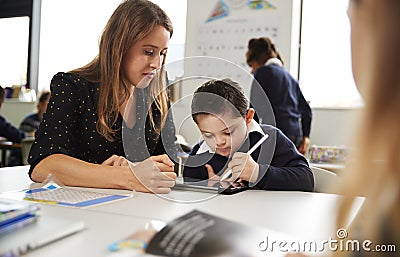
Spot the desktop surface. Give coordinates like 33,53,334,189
0,166,364,257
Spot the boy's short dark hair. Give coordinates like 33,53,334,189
191,79,249,123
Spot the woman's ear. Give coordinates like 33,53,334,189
245,108,255,125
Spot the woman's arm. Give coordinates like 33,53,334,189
31,153,176,193
31,154,137,189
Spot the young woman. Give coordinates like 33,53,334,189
247,37,312,155
28,0,178,194
288,0,400,256
183,79,314,191
334,0,400,255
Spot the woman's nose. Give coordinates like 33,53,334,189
150,55,162,69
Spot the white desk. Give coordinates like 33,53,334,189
1,204,157,257
0,166,364,257
95,190,358,242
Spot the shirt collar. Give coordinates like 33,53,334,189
248,119,265,135
196,119,265,154
265,58,283,67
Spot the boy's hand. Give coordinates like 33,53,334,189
205,164,221,181
298,136,310,155
205,164,234,188
226,152,259,183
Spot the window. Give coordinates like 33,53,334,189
299,0,363,108
37,0,187,92
0,0,32,93
36,0,359,108
0,16,29,89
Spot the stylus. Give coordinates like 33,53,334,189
220,133,269,181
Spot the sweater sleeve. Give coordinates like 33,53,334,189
254,127,314,192
297,87,312,137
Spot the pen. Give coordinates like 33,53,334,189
15,221,85,255
220,133,269,181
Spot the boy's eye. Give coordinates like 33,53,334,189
203,133,213,139
224,131,233,136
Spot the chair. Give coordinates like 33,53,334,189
21,137,35,165
310,165,339,193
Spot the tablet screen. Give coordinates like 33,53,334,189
174,179,249,195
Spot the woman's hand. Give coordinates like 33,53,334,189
224,152,259,183
102,154,176,193
129,154,176,194
102,155,130,166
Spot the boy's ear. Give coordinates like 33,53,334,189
245,108,255,125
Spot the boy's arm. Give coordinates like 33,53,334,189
254,128,314,192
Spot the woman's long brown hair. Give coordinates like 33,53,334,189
71,0,173,141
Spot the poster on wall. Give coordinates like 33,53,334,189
196,0,279,75
184,0,299,86
167,0,300,146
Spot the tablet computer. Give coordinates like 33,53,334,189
175,152,249,194
173,179,249,195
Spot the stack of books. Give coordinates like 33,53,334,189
0,199,39,234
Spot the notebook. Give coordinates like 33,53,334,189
23,187,131,207
0,174,133,208
0,199,39,234
0,209,84,256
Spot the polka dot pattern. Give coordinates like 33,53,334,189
28,72,178,173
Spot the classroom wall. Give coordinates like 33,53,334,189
1,99,360,148
1,0,360,150
0,100,36,127
308,107,360,147
173,105,361,148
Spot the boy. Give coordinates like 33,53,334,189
183,79,314,191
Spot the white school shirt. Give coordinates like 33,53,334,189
265,57,283,67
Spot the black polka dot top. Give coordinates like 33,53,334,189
28,72,178,177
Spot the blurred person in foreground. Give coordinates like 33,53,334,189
288,0,400,256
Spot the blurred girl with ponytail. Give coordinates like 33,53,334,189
246,37,312,155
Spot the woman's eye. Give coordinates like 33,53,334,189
144,50,153,56
204,134,213,139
